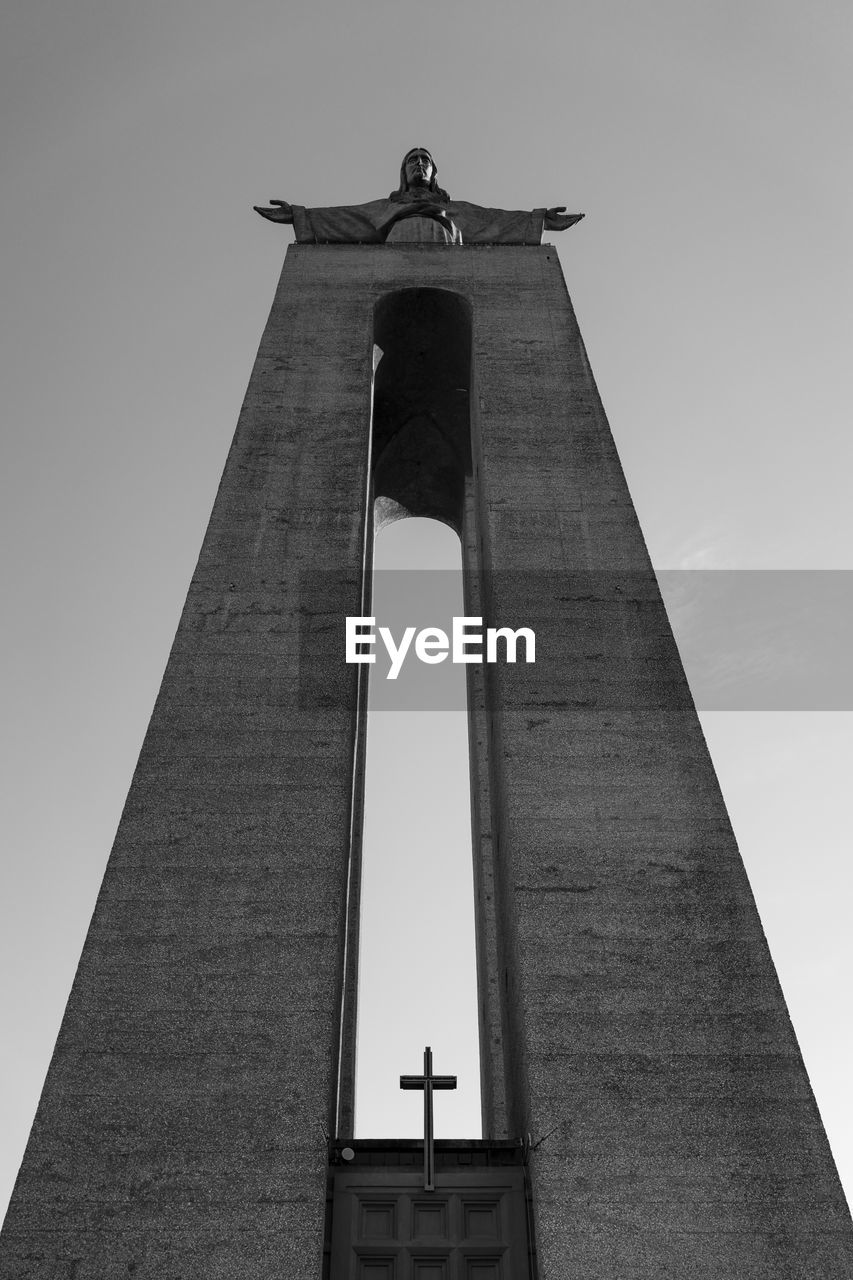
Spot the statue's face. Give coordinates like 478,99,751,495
404,151,434,189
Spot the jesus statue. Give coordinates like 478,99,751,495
254,147,583,246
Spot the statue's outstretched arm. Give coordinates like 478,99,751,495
544,207,584,231
253,199,294,224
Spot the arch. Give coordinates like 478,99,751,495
372,288,472,534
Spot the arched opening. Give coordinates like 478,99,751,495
353,288,481,1138
372,288,472,534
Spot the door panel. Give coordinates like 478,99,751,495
330,1165,530,1279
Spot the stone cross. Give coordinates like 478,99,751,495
400,1045,457,1191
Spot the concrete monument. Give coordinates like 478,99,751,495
1,149,850,1279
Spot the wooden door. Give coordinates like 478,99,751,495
329,1165,532,1279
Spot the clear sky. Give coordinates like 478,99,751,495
1,0,851,1222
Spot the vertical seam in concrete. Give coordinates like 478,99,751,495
334,298,378,1139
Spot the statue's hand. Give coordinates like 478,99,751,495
254,199,294,224
544,207,584,231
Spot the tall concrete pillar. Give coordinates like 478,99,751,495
1,244,850,1279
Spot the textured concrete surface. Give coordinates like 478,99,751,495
460,250,853,1277
1,245,850,1278
0,246,374,1278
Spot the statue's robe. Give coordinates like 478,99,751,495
290,199,564,246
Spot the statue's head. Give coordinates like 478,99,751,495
402,148,436,190
392,148,450,202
